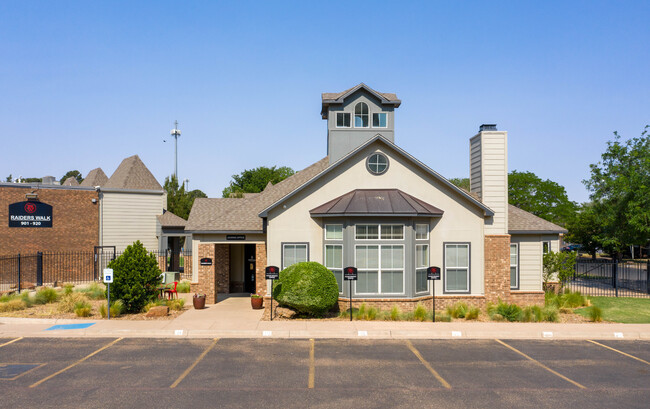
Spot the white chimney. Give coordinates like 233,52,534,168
470,124,508,235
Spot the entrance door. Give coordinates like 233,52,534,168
244,244,256,293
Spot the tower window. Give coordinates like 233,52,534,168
336,112,351,128
372,113,387,128
354,102,369,128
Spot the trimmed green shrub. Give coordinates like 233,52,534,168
106,241,162,313
34,287,58,305
272,262,339,316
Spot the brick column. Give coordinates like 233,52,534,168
484,235,511,304
255,242,267,295
197,243,217,304
215,244,230,294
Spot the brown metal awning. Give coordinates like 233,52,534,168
309,189,444,217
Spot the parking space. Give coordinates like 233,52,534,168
505,340,650,390
314,339,439,390
0,337,649,407
411,339,571,390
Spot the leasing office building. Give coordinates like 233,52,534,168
187,84,566,309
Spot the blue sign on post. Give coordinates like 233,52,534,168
103,269,113,319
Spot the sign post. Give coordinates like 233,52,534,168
103,268,113,320
265,266,279,321
343,267,358,321
426,266,441,322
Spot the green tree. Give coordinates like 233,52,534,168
583,126,650,258
5,174,12,182
163,175,207,220
60,170,83,184
449,177,470,191
565,203,603,259
106,241,162,313
222,166,294,198
543,251,577,288
508,170,577,226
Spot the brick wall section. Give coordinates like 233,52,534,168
484,234,512,304
215,244,230,294
0,186,99,255
196,243,216,303
255,242,267,296
510,291,545,306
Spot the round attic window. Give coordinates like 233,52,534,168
367,153,389,175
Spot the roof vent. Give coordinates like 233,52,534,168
479,124,497,132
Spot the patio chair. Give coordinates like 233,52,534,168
164,281,178,300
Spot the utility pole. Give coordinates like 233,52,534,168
170,121,181,179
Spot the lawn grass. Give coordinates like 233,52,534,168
575,297,650,323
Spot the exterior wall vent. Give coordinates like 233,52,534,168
479,124,497,132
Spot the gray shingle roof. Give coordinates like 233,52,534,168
186,158,329,232
321,83,401,119
157,210,187,227
508,204,567,234
61,177,79,186
80,168,109,187
310,189,444,217
104,155,162,190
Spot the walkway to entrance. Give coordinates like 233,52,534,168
173,294,263,332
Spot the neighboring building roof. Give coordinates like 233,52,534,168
157,210,187,228
104,155,163,190
186,158,329,232
508,204,567,234
321,83,401,119
259,135,494,218
61,177,79,186
80,168,109,187
310,189,444,217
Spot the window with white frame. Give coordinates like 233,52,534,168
325,244,343,293
542,241,550,255
282,243,308,269
354,102,369,127
416,244,429,293
415,224,429,240
444,243,470,293
372,112,387,128
356,224,403,240
336,112,351,128
325,224,343,240
510,243,518,289
355,244,404,294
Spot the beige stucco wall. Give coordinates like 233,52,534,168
100,190,165,252
510,234,560,291
266,140,488,296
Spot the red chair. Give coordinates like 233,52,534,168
164,281,178,300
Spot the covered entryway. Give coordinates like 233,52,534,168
228,244,256,293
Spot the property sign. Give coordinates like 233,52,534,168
8,201,52,228
226,235,246,241
344,267,358,281
427,266,441,281
265,266,279,280
103,268,114,283
200,258,212,266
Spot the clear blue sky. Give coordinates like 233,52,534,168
1,1,648,203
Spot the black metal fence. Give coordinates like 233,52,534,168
567,259,650,298
0,249,192,292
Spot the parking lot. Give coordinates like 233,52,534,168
0,337,649,408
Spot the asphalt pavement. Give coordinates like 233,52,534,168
0,337,648,408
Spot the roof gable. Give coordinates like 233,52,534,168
259,135,494,218
321,83,401,118
80,168,109,187
104,155,162,190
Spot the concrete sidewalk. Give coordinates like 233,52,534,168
0,295,649,340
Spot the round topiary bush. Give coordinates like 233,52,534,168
272,261,339,316
106,240,162,313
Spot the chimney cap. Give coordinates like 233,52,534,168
479,124,497,132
